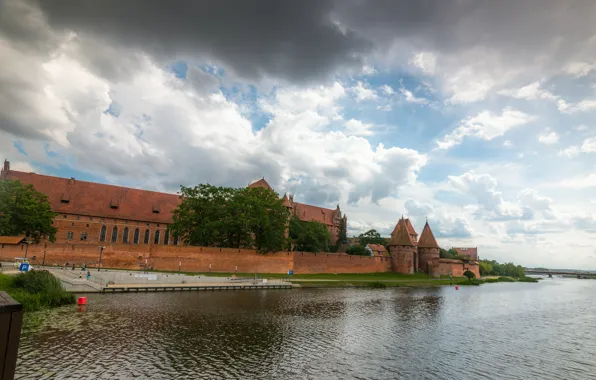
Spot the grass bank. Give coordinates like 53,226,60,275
0,270,75,311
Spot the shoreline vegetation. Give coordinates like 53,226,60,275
0,270,75,311
105,267,540,288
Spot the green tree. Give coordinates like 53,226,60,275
168,184,289,251
240,186,289,252
347,245,369,256
0,180,57,243
479,261,493,276
290,216,331,252
338,216,348,244
439,247,466,260
463,270,476,280
358,229,386,247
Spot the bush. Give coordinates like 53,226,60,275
457,278,483,286
517,276,539,283
347,245,370,256
463,270,476,280
1,270,75,311
497,276,515,282
368,281,387,289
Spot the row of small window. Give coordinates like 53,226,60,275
66,226,179,245
61,215,160,227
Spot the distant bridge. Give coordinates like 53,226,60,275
524,269,594,277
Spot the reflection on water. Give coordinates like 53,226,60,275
16,279,596,380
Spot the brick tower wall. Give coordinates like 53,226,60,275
418,247,440,274
389,245,416,274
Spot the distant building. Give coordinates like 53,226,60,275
1,160,346,247
365,244,389,257
387,217,480,278
453,247,479,261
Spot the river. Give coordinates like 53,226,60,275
15,278,596,379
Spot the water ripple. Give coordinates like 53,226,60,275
14,279,596,379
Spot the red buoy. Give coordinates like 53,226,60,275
455,286,459,290
77,297,87,305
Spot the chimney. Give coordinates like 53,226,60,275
68,177,75,186
0,159,9,180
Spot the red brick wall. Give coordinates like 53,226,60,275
436,261,480,278
292,252,391,274
0,244,391,274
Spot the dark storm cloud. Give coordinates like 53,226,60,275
32,0,370,84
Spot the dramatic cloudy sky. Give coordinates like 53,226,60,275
2,0,596,269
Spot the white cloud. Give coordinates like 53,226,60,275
344,119,374,136
376,104,392,111
538,129,559,145
447,171,553,221
362,65,377,75
380,84,394,95
498,81,557,101
563,61,596,78
350,81,378,102
436,107,535,150
503,140,513,148
399,87,428,104
558,137,596,157
557,173,596,189
558,98,596,113
410,52,436,75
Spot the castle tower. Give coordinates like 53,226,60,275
417,220,440,276
388,217,416,274
0,159,9,180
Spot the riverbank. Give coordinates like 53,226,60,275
0,270,75,311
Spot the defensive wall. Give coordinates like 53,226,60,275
0,243,392,274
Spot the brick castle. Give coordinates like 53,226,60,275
0,159,479,277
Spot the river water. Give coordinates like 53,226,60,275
15,278,596,380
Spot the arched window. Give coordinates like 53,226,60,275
154,230,160,244
67,231,74,240
123,227,129,244
99,225,107,242
133,228,140,244
173,234,179,246
164,232,170,245
111,226,118,243
143,229,150,244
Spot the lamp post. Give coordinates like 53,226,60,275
98,246,105,272
42,245,47,267
23,239,32,259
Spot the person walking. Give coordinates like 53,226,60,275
86,271,91,281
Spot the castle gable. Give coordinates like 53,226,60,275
248,178,273,191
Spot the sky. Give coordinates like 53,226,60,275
1,0,596,269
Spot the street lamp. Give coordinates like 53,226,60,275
98,246,105,272
23,239,32,259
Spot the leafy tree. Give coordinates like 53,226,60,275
0,180,57,242
169,184,289,252
240,186,289,252
463,270,476,280
479,261,493,276
358,229,386,247
439,247,466,260
338,217,348,244
291,217,331,252
347,245,370,256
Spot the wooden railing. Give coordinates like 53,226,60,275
0,292,22,380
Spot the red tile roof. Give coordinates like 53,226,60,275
294,202,336,226
5,170,181,224
366,244,389,256
453,247,478,261
248,178,273,191
390,218,414,246
418,221,440,248
391,218,418,237
0,236,26,245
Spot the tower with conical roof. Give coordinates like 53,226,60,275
417,220,440,275
388,217,416,274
